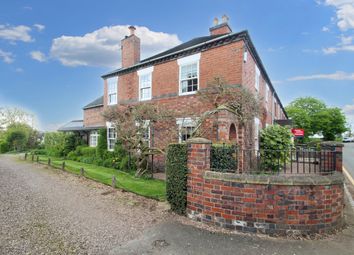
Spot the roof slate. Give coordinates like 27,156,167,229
83,96,103,110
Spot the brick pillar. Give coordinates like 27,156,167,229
186,138,211,221
320,142,343,173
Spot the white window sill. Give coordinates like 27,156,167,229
108,103,117,106
179,91,198,96
139,97,152,102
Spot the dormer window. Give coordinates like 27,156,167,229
178,53,201,95
107,77,117,105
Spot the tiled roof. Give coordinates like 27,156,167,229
58,120,104,132
83,96,103,110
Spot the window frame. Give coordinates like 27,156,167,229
255,64,260,92
177,53,201,96
138,66,154,101
106,122,117,151
176,117,198,143
107,77,118,105
89,130,99,147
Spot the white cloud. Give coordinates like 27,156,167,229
0,24,33,42
323,34,354,53
15,68,23,73
50,25,182,68
33,24,45,32
23,6,32,11
343,100,354,125
322,26,330,31
30,51,47,62
0,49,14,63
288,71,354,81
323,0,354,31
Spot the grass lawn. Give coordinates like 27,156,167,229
26,155,166,201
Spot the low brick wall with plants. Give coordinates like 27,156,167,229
186,138,345,236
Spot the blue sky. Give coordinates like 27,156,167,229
0,0,353,130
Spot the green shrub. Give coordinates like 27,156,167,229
80,157,94,164
166,143,188,215
96,128,107,159
67,151,78,161
0,141,9,153
211,144,237,172
6,129,28,151
31,148,47,155
80,147,96,157
260,125,293,172
44,132,66,157
63,133,83,156
103,158,113,168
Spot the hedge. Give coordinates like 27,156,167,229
211,144,237,172
96,128,107,159
166,143,188,215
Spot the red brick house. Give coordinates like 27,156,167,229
59,16,287,167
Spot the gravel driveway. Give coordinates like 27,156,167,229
0,155,171,255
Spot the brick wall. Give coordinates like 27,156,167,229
186,138,345,235
83,106,105,127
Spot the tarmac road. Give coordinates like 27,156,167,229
343,143,354,178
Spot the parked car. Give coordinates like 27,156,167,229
343,137,354,143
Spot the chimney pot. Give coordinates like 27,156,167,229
213,17,219,26
222,14,229,24
128,25,136,35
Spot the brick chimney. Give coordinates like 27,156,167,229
121,25,140,68
209,15,232,36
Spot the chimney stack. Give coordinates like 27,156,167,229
121,25,140,68
209,15,232,36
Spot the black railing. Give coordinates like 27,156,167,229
211,145,337,175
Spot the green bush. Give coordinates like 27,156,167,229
260,125,293,172
6,129,28,152
211,144,237,172
80,157,94,164
44,132,66,157
103,158,113,168
31,148,47,155
80,147,96,157
166,143,188,215
96,128,107,159
0,141,9,153
63,133,83,156
66,151,77,161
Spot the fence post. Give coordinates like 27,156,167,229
48,158,51,166
112,175,116,188
36,156,39,163
62,161,65,170
31,154,34,161
80,167,84,176
24,153,27,160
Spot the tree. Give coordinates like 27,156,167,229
6,129,28,151
196,76,261,126
103,103,177,177
286,97,347,141
0,107,35,129
314,108,346,141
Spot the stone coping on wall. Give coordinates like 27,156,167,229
204,171,344,186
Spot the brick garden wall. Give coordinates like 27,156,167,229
186,138,345,235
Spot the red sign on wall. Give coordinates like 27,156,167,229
291,128,305,137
